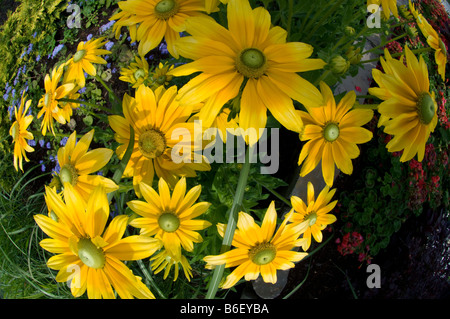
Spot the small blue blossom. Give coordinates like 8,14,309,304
159,41,168,55
36,54,41,62
99,20,115,34
11,89,16,99
26,43,33,55
111,68,117,74
28,139,36,147
50,44,65,59
46,142,51,149
39,160,46,172
39,139,45,148
60,136,68,146
105,41,114,51
3,93,8,101
87,34,93,41
32,32,37,38
78,87,87,94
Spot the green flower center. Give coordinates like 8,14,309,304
10,122,18,140
417,92,435,125
236,48,267,79
44,92,52,108
154,0,179,19
73,49,87,63
77,238,106,269
138,129,166,159
134,69,146,81
158,213,180,233
249,242,276,266
304,212,318,226
156,75,167,85
59,164,78,186
323,122,340,142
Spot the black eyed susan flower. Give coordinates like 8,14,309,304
203,201,308,289
55,130,118,201
119,55,151,88
9,92,34,172
108,84,210,194
290,182,338,251
298,82,373,187
35,184,161,299
168,0,325,141
128,177,211,261
150,249,193,281
368,45,438,162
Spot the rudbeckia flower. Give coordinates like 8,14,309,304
55,129,118,201
9,92,34,172
368,45,438,162
64,37,111,88
128,177,211,261
298,82,373,187
367,0,398,20
37,64,76,136
169,0,325,142
108,84,210,194
409,0,447,81
203,201,308,289
149,61,174,90
150,249,193,281
119,55,151,88
290,182,338,251
34,184,161,299
111,0,213,58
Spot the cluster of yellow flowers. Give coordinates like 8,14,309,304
8,0,446,299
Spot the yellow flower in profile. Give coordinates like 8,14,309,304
64,37,111,88
59,85,81,123
298,81,374,187
34,184,161,299
9,92,34,172
56,129,118,201
149,61,174,90
150,249,193,281
128,177,211,260
367,0,398,20
409,0,447,81
112,0,211,58
37,64,76,136
368,45,438,162
169,0,325,142
108,84,210,194
290,182,338,251
119,55,151,88
204,201,308,289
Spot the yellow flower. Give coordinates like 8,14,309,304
150,249,193,281
119,55,151,88
108,84,210,194
290,182,338,251
409,0,447,81
113,0,211,58
64,37,111,88
37,64,76,136
34,184,161,299
59,85,81,124
9,92,34,172
149,61,174,90
128,177,211,260
367,0,398,20
169,0,325,142
368,45,438,162
204,201,308,289
111,10,138,42
298,82,373,187
56,129,118,201
204,0,225,13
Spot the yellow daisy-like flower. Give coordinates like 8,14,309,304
290,182,338,251
37,64,76,136
368,45,438,162
64,37,111,88
108,84,210,194
59,85,81,124
149,61,174,90
119,55,151,88
204,201,308,289
56,129,118,201
368,0,398,20
34,184,161,299
128,177,211,260
409,0,447,81
169,0,325,142
112,0,212,58
150,249,193,281
9,92,34,172
298,81,374,187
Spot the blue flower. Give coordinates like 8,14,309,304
46,142,51,149
3,93,8,101
39,160,46,172
36,54,41,62
28,139,36,147
105,41,114,51
87,34,93,41
99,20,115,34
26,43,33,55
39,139,45,148
159,41,168,55
60,136,68,146
78,87,87,94
51,44,65,59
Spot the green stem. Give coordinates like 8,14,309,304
362,33,408,55
57,98,111,114
95,75,121,106
257,180,291,207
341,25,369,52
136,259,167,299
286,0,294,41
303,0,345,42
356,95,377,99
205,143,255,299
390,18,415,29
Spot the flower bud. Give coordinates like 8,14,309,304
330,55,350,75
